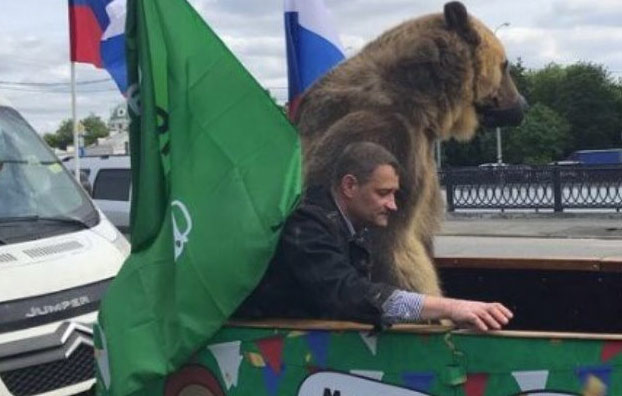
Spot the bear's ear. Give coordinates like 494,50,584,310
444,1,480,46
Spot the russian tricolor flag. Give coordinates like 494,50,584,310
284,0,345,116
68,0,127,94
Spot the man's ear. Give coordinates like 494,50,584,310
341,174,358,198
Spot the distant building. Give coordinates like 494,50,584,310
84,103,129,156
108,103,130,134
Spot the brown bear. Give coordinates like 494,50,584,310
293,2,526,296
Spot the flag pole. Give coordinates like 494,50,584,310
71,62,80,182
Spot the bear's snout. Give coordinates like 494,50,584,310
477,94,527,128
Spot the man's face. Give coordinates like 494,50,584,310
347,164,399,228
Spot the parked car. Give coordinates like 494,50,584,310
0,97,129,395
478,162,509,169
549,160,582,166
63,155,131,233
568,149,622,165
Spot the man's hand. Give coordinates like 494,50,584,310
447,299,513,331
421,296,513,331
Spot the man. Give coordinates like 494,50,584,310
238,142,512,331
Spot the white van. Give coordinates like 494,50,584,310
0,99,129,395
63,155,131,233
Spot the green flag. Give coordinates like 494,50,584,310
95,0,301,393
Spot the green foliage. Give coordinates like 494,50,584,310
46,114,109,149
529,63,621,152
443,129,496,166
443,61,622,166
82,114,109,146
504,103,571,164
527,63,565,108
43,133,59,148
509,57,531,100
554,63,620,152
48,119,74,150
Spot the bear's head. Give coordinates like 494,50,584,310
354,1,527,141
443,2,527,139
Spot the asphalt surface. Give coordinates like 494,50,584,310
441,212,622,239
435,212,622,260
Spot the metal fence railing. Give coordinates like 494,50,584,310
440,165,622,212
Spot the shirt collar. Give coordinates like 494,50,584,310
331,193,358,238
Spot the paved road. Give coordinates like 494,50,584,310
440,213,622,239
435,212,622,261
436,235,622,261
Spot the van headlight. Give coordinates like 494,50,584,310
94,210,131,258
111,231,131,258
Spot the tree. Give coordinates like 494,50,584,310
82,114,109,146
528,63,565,111
46,114,111,150
529,62,622,153
503,103,571,164
559,63,621,150
442,128,497,167
443,61,622,166
50,119,75,150
510,58,531,102
43,133,60,148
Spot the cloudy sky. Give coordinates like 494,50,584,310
2,0,622,134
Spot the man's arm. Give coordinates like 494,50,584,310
282,207,513,330
382,290,513,331
421,295,513,331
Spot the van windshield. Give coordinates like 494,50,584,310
0,106,98,243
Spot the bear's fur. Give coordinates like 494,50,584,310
294,2,525,296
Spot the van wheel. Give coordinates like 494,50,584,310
164,365,225,396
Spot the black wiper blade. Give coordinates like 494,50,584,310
0,215,89,228
0,160,58,165
0,216,39,224
35,216,90,229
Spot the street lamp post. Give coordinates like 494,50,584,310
494,22,510,34
436,140,442,169
496,127,503,164
493,22,510,165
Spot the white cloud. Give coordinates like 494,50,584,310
501,26,622,74
544,0,622,27
2,0,622,133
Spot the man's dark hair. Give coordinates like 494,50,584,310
331,142,400,187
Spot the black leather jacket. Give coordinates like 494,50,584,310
236,186,396,325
